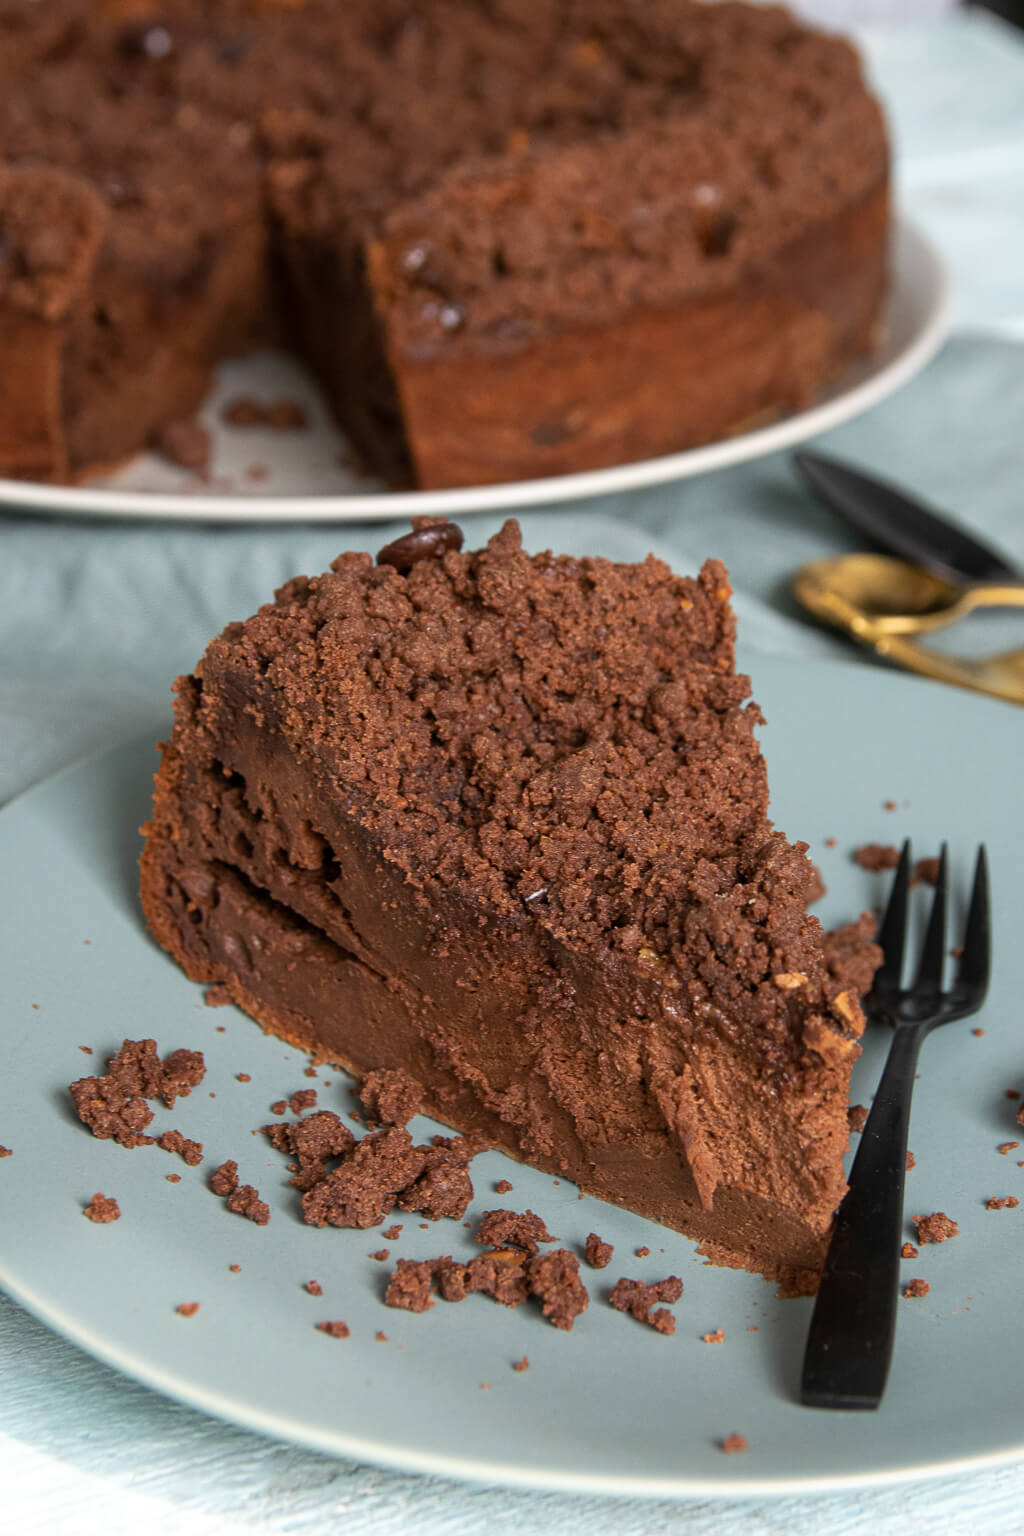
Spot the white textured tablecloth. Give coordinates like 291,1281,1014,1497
3,12,1024,1533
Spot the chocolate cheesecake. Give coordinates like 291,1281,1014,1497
140,521,874,1287
1,0,888,488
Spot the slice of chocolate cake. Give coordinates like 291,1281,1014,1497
141,521,868,1287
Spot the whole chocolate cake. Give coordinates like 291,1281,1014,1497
141,521,877,1288
0,0,889,488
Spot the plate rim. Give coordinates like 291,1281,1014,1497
0,215,950,526
1,656,1022,1500
4,1259,1024,1502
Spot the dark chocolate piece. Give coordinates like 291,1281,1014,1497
376,520,464,573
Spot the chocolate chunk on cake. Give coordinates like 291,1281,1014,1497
141,520,871,1286
2,2,887,488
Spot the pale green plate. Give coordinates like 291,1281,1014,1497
0,658,1021,1498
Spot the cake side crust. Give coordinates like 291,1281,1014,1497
371,178,889,488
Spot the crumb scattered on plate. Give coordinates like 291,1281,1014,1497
913,1212,958,1244
83,1192,120,1223
316,1320,350,1338
584,1232,613,1269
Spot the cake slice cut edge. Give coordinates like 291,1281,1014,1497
139,519,877,1292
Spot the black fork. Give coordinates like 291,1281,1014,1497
801,841,990,1410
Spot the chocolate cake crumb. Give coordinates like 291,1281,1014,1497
848,1104,868,1133
585,1233,614,1269
83,1193,120,1224
854,843,900,872
985,1196,1019,1211
387,1247,587,1328
69,1074,154,1148
512,1356,529,1372
702,1328,725,1343
223,397,264,427
176,1302,200,1317
495,1179,513,1194
721,1434,748,1454
205,985,232,1007
383,1225,403,1241
301,1126,424,1229
906,1152,916,1170
289,1089,317,1114
825,837,837,848
157,1130,204,1166
157,417,210,473
526,1250,589,1331
998,1143,1020,1155
209,1160,239,1197
431,1256,469,1303
476,1209,555,1256
884,800,899,812
821,912,882,998
370,1248,390,1261
274,1110,357,1192
376,1331,389,1343
358,1068,422,1128
0,1146,12,1158
226,1184,270,1225
903,1279,930,1298
971,1028,984,1038
266,399,308,430
915,856,941,886
236,1073,251,1083
635,1246,650,1258
316,1320,350,1338
79,1046,93,1055
229,1264,241,1273
901,1243,918,1259
609,1275,683,1334
467,1250,530,1309
107,1039,205,1107
386,1258,438,1313
304,1067,318,1079
270,1099,288,1115
913,1212,959,1244
305,1280,323,1296
398,1137,478,1220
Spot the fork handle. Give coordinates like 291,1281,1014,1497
801,1021,927,1410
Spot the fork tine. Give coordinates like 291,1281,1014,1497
874,839,912,997
956,845,990,1000
913,843,948,996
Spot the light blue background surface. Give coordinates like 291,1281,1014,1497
3,11,1024,1533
